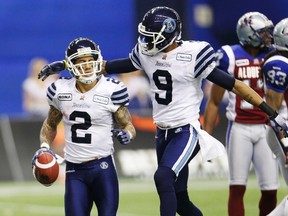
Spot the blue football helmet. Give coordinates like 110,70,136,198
273,18,288,52
138,6,182,56
65,37,103,84
236,12,274,48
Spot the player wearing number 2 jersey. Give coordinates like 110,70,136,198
37,7,288,216
204,12,278,216
33,37,136,216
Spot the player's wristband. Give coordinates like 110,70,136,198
40,142,50,149
127,131,133,140
281,138,288,147
258,102,277,118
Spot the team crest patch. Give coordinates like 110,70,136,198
57,93,72,101
100,162,109,169
176,53,192,62
93,95,109,105
163,18,176,33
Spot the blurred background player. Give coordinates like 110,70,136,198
203,12,278,216
32,37,136,216
262,18,288,216
22,57,58,118
38,7,288,216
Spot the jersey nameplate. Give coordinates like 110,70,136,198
93,95,109,105
236,59,249,67
176,53,192,62
57,93,72,101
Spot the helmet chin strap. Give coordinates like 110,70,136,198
78,73,102,85
79,73,97,84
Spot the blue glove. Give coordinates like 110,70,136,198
32,143,56,167
111,129,132,145
270,113,288,136
38,60,66,81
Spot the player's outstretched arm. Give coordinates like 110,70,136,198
232,79,288,131
38,60,67,81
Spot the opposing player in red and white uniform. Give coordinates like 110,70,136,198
38,7,288,216
32,37,136,216
262,18,288,216
204,12,278,216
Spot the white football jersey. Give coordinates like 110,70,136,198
129,40,216,128
46,76,129,163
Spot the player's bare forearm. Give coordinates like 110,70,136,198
265,88,284,111
114,106,136,139
40,106,63,145
232,79,263,106
203,84,225,134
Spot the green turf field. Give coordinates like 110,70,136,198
0,177,287,216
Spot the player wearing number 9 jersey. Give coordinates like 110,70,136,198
37,37,136,216
37,7,288,216
203,12,278,216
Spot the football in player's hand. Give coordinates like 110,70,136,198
33,151,59,186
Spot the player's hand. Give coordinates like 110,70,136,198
270,113,288,135
111,129,132,145
38,60,66,81
32,143,56,167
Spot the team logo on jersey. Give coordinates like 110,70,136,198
100,162,109,169
176,53,192,62
57,93,72,101
235,59,249,67
93,95,109,105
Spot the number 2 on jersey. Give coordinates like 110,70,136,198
70,111,92,144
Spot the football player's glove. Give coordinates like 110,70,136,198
38,60,66,81
111,129,132,145
32,143,56,167
270,113,288,136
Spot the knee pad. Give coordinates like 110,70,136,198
154,166,175,192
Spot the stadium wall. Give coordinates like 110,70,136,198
0,115,228,182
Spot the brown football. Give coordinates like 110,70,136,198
33,151,59,186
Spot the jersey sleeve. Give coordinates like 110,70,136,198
215,46,230,73
129,43,143,70
46,82,59,108
263,56,288,93
194,41,216,78
111,80,130,107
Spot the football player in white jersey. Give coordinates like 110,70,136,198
32,37,136,216
262,18,288,216
38,7,288,216
203,12,278,216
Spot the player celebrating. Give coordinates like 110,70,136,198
262,18,288,216
38,7,287,216
203,12,278,216
32,37,136,216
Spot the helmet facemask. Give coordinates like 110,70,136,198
66,43,103,85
